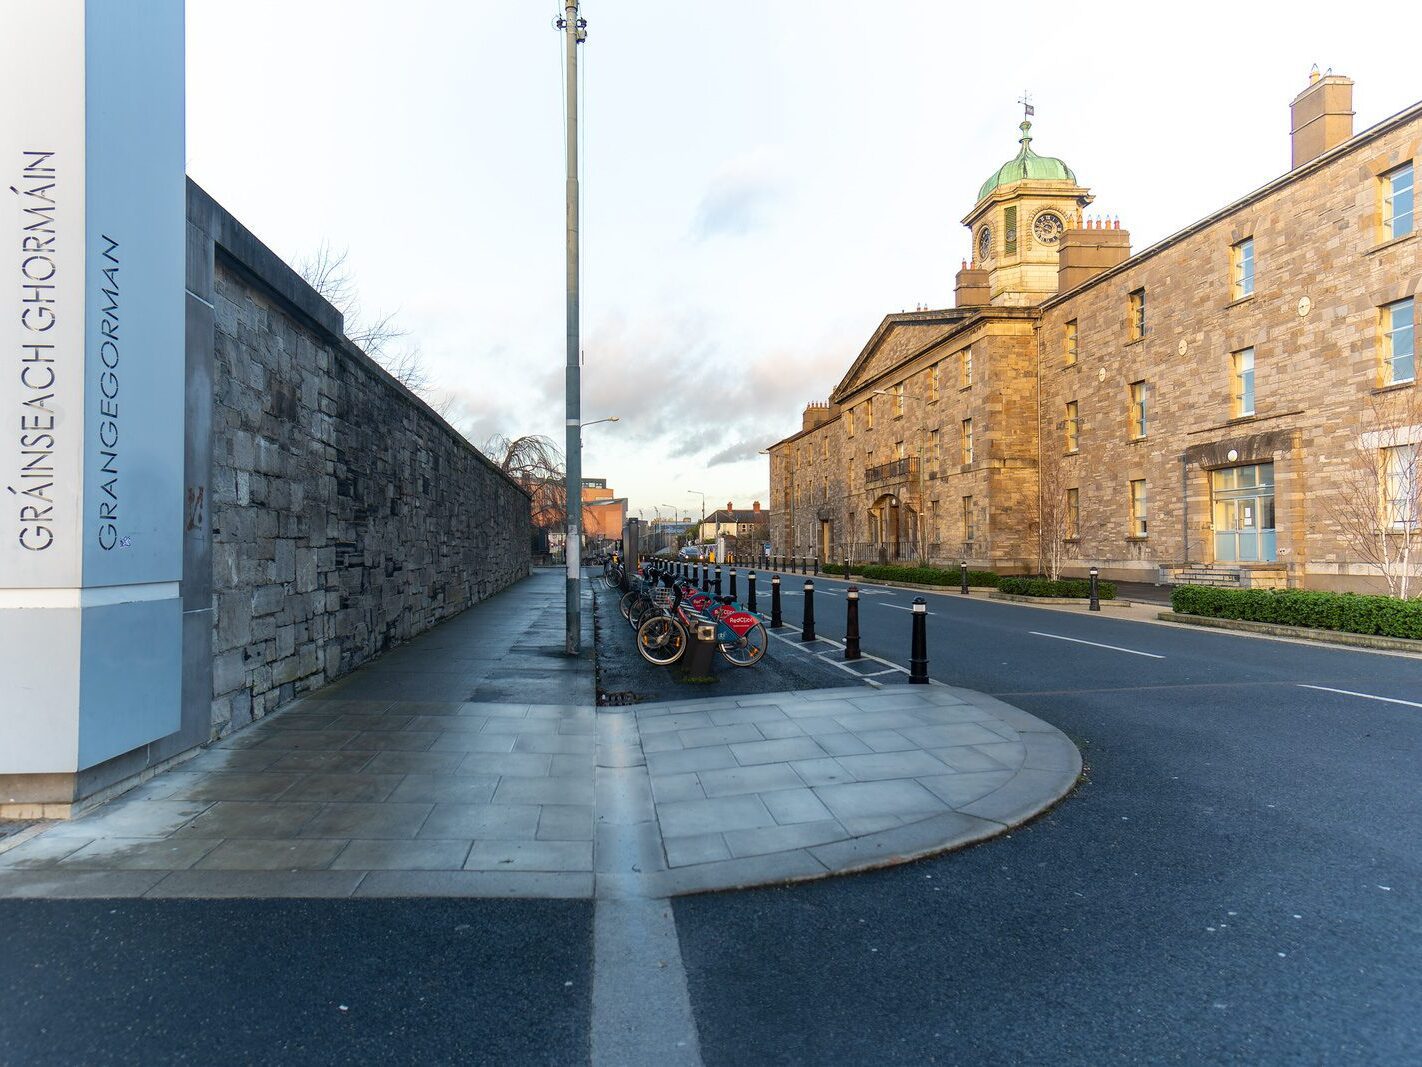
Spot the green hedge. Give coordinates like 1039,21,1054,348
820,563,1000,587
1171,585,1422,640
998,576,1117,600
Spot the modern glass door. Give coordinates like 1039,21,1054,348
1211,463,1276,562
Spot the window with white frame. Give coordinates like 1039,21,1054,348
1231,237,1255,299
929,364,940,402
1064,400,1079,452
1383,161,1415,241
1232,348,1255,417
929,429,941,475
1383,298,1415,384
1066,487,1080,539
960,418,973,465
1129,289,1146,340
865,398,874,429
847,407,856,436
962,495,975,544
1129,478,1148,537
892,384,905,418
1384,444,1419,529
960,347,973,388
1065,319,1079,366
1129,380,1148,439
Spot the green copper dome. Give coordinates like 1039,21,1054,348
977,120,1076,202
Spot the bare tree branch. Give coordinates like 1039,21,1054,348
482,434,568,529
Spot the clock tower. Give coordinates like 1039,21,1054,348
962,115,1093,307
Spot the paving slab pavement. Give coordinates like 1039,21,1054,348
0,570,1080,899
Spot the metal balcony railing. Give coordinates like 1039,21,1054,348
864,456,919,486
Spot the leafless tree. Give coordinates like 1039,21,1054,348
1037,447,1081,580
297,240,433,396
482,433,568,530
1324,387,1422,598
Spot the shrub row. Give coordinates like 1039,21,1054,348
998,576,1118,600
820,563,1000,587
1171,585,1422,640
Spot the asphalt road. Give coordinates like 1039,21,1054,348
673,570,1421,1064
1,573,1417,1064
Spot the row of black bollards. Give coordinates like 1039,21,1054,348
768,556,822,575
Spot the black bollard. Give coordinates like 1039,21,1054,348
801,580,816,641
960,560,969,595
714,567,723,597
843,556,851,582
813,556,819,576
909,597,929,683
844,585,861,660
1089,566,1101,612
700,564,709,593
730,569,738,599
748,571,758,612
770,575,783,628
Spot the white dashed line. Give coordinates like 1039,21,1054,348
1297,684,1422,709
1029,631,1164,659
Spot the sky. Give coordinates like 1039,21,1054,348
185,1,1421,524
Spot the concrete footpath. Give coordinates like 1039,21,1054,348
0,569,1079,900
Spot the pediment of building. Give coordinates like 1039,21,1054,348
830,313,970,403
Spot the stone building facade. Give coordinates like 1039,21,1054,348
770,73,1420,593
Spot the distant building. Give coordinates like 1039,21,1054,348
697,501,770,544
581,478,627,546
769,72,1420,592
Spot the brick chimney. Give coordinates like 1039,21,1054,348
1291,69,1354,169
753,500,761,512
1056,217,1131,293
726,500,733,512
954,259,990,308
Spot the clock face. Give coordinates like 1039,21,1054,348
977,226,991,262
1033,211,1065,244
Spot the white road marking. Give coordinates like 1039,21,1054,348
879,603,936,615
1297,684,1422,709
1029,631,1164,659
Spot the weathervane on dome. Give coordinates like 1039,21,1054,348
1018,90,1035,119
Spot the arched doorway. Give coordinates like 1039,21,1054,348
868,494,917,562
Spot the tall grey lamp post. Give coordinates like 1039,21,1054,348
688,489,707,547
557,1,588,655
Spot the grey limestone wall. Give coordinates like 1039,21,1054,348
190,183,530,734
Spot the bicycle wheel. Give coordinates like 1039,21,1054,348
636,615,688,666
619,591,638,621
718,620,768,667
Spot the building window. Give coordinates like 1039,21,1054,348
865,398,874,429
1129,288,1146,341
960,347,973,388
1383,298,1415,384
892,384,905,418
1065,320,1078,366
822,434,829,459
929,364,940,402
1066,487,1080,540
1129,478,1148,537
1232,348,1255,417
847,407,855,436
822,476,829,502
960,418,973,465
962,496,975,544
1231,237,1255,300
929,429,941,476
1129,380,1148,439
1004,205,1018,256
1384,444,1420,529
1064,400,1079,452
893,440,906,462
1383,162,1415,242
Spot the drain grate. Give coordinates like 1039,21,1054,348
597,690,645,707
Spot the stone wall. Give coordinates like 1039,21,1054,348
191,183,530,734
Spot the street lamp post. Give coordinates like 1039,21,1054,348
557,1,588,655
688,489,706,548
